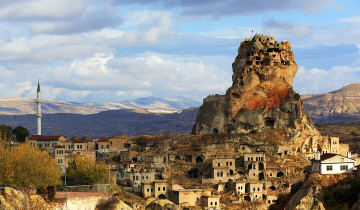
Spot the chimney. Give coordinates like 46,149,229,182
347,151,352,158
315,152,321,161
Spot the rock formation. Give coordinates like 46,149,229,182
192,34,320,142
0,187,56,210
285,186,325,210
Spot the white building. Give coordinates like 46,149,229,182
311,152,355,174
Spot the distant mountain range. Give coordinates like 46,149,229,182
2,84,360,138
0,96,202,115
302,83,360,124
0,108,199,138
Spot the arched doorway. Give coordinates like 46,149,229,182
259,162,264,170
259,172,264,180
229,169,234,176
196,156,204,163
158,194,167,199
213,128,219,134
185,155,192,162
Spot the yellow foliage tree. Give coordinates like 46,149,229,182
66,156,108,185
0,142,61,189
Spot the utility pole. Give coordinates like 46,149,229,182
64,157,67,191
252,190,254,209
108,163,111,193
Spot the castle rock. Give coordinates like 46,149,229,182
192,34,320,142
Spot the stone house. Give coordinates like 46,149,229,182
109,135,128,153
244,153,266,180
212,158,236,181
141,180,167,199
29,135,66,154
73,139,87,151
311,152,355,174
97,137,110,154
202,195,220,209
169,187,212,207
54,145,66,172
236,181,266,201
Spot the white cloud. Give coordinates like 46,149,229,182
0,0,91,20
0,52,232,102
294,65,360,94
0,11,173,63
341,16,360,23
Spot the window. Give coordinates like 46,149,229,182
158,187,160,191
218,163,220,166
58,159,63,164
163,187,165,191
326,165,333,171
215,202,217,205
230,162,232,166
101,145,104,149
210,202,213,206
226,162,228,166
340,165,348,171
147,189,149,192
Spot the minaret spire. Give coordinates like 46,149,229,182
36,80,42,135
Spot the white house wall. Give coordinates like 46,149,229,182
320,163,354,174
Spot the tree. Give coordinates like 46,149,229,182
0,142,61,189
81,136,91,141
66,156,107,185
12,126,29,142
71,136,80,141
0,124,12,141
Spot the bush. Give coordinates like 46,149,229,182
36,186,47,195
65,156,108,185
47,186,56,201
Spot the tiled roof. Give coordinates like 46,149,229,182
320,153,338,161
73,139,86,143
29,135,61,141
98,137,109,142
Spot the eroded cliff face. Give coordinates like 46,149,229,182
192,34,320,143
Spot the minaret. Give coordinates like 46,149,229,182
36,80,42,135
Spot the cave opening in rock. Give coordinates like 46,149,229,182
265,118,275,127
213,128,219,134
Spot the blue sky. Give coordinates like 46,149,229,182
0,0,359,102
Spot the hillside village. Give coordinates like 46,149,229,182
21,34,360,210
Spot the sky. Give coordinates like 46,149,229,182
0,0,359,102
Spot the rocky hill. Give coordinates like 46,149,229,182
192,34,320,146
303,83,360,124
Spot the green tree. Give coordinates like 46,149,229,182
66,156,107,185
81,136,91,141
0,142,61,189
133,136,147,147
12,126,29,142
71,136,80,141
0,124,12,141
